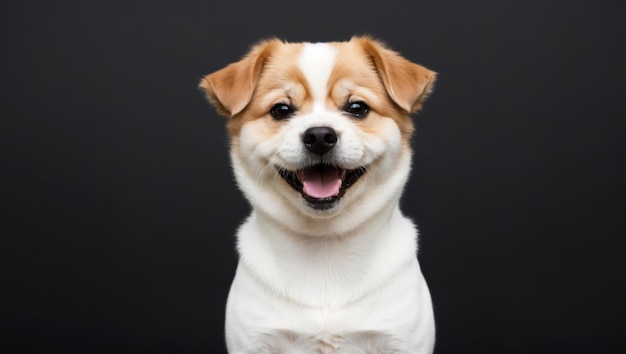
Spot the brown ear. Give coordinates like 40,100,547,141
199,39,280,117
354,36,436,113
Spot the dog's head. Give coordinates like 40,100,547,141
200,36,435,235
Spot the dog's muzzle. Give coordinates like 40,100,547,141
277,126,366,210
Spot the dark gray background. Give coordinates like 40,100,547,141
2,1,625,353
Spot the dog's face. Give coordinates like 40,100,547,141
200,37,435,235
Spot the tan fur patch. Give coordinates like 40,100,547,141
328,39,415,141
199,39,282,118
226,42,308,136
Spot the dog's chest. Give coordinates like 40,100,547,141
257,330,400,354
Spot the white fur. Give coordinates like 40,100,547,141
224,43,435,353
298,43,337,104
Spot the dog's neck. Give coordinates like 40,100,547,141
237,197,419,308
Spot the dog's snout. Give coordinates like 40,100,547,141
302,126,337,155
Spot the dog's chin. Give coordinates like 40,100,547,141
278,164,366,211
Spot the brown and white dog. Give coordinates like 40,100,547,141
200,36,436,353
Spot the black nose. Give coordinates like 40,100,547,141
302,126,337,155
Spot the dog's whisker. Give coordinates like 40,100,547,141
255,163,273,188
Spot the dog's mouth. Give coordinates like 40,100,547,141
278,164,366,210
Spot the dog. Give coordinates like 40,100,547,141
199,36,437,353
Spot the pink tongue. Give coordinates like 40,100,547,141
301,166,342,199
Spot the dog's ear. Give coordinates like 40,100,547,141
199,39,280,117
354,36,436,113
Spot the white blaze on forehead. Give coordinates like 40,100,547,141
297,43,337,105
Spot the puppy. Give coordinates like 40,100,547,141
200,36,436,353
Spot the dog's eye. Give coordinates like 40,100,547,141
343,101,369,118
269,103,294,120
